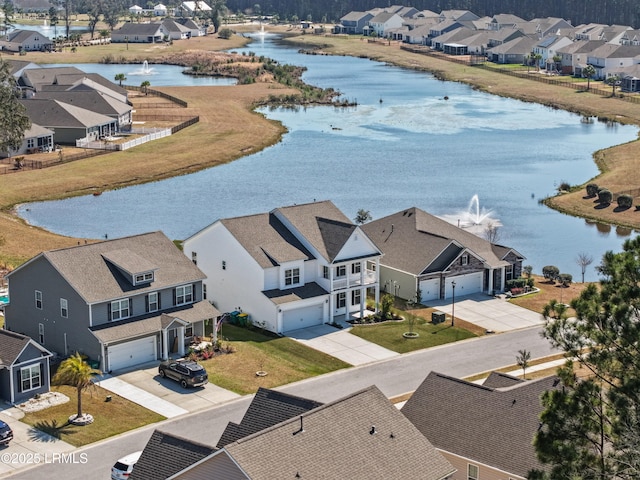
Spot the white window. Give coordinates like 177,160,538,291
351,263,361,274
147,292,159,312
111,298,130,321
468,464,479,480
38,323,44,344
337,292,346,308
323,266,329,279
134,272,154,284
185,324,194,337
505,264,513,281
203,284,207,300
461,254,469,266
351,290,361,305
60,298,68,318
367,261,376,272
336,265,346,277
285,268,300,286
27,138,35,148
176,285,193,305
21,364,41,392
191,251,197,265
35,290,42,309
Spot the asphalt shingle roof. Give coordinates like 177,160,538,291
402,372,561,477
0,330,31,366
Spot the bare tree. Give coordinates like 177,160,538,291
483,222,501,243
576,252,594,283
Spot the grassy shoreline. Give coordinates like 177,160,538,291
2,27,639,268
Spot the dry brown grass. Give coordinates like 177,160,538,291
509,275,592,315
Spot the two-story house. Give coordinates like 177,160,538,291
183,201,382,334
4,231,220,373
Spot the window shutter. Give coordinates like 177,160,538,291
107,303,112,320
192,283,197,302
129,298,133,315
16,370,22,393
145,295,149,313
158,292,162,310
173,289,176,306
39,363,44,388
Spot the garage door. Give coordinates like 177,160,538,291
283,304,324,332
108,336,157,372
444,272,483,299
419,278,440,302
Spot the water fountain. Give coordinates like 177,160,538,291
441,195,502,233
43,19,49,29
129,60,155,75
465,194,493,226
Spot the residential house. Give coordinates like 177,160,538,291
487,35,537,64
431,26,475,52
128,4,143,15
403,24,433,45
19,98,118,145
4,59,39,79
0,123,54,158
586,43,640,79
366,11,403,38
154,3,168,16
18,66,85,92
161,18,193,40
386,5,419,19
619,29,640,45
360,207,524,302
532,34,573,70
0,330,52,405
617,64,640,91
130,430,216,480
33,90,133,130
175,18,206,37
166,386,456,480
183,200,382,334
438,10,479,23
0,29,53,53
524,17,574,38
41,75,129,104
11,0,53,12
486,13,525,31
402,372,561,480
4,231,220,373
556,39,605,75
334,11,374,35
428,19,466,40
111,23,164,44
486,27,526,49
180,1,211,16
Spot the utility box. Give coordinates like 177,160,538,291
432,311,446,324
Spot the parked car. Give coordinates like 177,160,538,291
0,420,12,446
158,359,208,388
111,450,142,480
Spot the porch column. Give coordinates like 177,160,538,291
488,268,494,295
329,294,334,324
162,329,169,360
375,258,381,313
360,287,365,319
177,326,185,357
500,267,506,292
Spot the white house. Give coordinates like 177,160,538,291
128,4,143,15
154,3,167,16
183,201,382,334
586,43,640,79
366,11,403,38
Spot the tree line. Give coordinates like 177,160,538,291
225,0,640,28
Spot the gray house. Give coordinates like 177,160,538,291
111,23,165,43
361,207,524,302
0,329,52,405
4,231,220,373
0,29,53,53
334,11,374,35
0,123,54,158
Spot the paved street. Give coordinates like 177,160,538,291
1,325,557,480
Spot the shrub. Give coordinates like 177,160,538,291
586,183,599,197
542,265,560,281
597,188,612,204
506,278,527,290
617,194,633,209
380,294,394,319
510,287,523,295
558,180,571,192
218,28,233,39
558,273,573,286
523,265,533,278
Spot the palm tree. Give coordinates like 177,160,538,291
99,29,109,45
114,73,126,87
52,352,101,421
607,75,621,96
583,64,596,90
140,80,151,95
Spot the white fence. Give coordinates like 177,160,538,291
76,128,171,151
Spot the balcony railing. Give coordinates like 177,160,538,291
332,271,376,290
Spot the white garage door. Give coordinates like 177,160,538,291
419,278,440,302
444,272,483,299
283,304,324,332
108,336,157,372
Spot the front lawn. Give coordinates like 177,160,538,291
350,315,476,354
20,385,165,447
508,275,591,316
201,325,350,395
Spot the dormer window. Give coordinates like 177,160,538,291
461,254,469,266
285,268,300,286
134,272,154,285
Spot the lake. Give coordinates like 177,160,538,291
17,32,640,282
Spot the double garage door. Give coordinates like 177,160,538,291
444,272,484,299
283,303,324,332
108,336,157,372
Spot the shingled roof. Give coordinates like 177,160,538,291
10,231,205,304
361,207,519,276
130,430,216,480
402,372,561,478
208,386,455,479
216,387,323,448
0,330,32,366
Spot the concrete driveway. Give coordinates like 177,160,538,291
427,293,545,332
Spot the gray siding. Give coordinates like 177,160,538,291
379,266,416,301
13,358,50,404
0,369,10,403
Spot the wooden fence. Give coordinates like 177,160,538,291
125,86,188,107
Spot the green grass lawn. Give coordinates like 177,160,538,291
20,385,165,447
201,325,350,395
350,317,476,353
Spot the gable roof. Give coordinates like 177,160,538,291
10,231,205,304
112,22,164,36
33,90,132,116
402,372,561,477
130,430,216,480
194,386,454,479
217,388,323,448
21,66,85,90
19,98,116,129
0,330,51,366
361,207,519,276
5,29,52,44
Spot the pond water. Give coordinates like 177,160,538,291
17,32,640,282
11,22,88,37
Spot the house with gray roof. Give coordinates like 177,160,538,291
183,200,382,334
487,35,537,64
0,329,52,404
334,11,374,34
0,122,54,158
169,386,456,480
19,98,119,145
532,34,573,70
0,29,52,52
402,372,561,480
586,43,640,79
556,39,606,75
366,11,403,38
4,231,220,373
111,22,164,44
360,207,524,303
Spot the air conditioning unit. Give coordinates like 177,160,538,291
432,311,446,324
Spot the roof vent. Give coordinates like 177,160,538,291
391,224,394,233
370,425,377,435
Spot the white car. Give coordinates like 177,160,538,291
111,450,142,480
